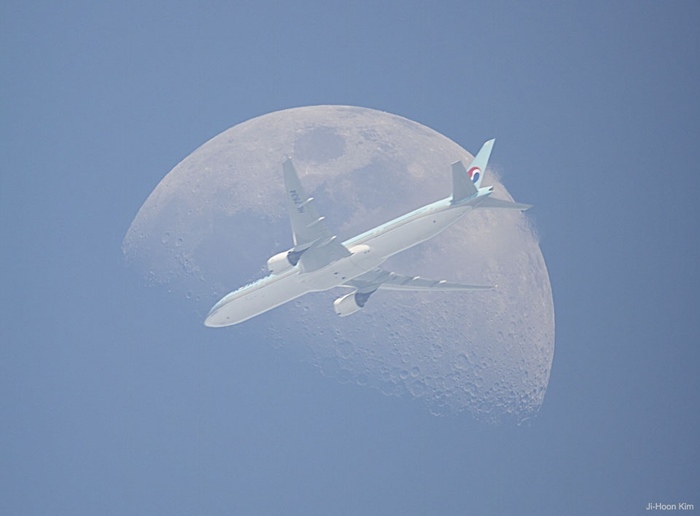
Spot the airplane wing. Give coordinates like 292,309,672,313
345,268,494,293
283,159,351,271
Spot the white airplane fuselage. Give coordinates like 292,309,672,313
205,197,476,327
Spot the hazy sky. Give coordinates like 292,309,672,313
2,1,698,514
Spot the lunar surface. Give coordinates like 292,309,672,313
123,105,555,421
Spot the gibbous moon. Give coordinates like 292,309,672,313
123,105,555,421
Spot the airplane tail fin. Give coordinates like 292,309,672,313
451,139,495,202
466,138,494,190
452,139,531,211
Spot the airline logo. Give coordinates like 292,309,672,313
468,166,481,184
289,189,305,213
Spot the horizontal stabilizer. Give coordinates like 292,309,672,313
477,196,532,211
451,161,478,202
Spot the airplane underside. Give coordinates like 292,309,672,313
205,139,530,327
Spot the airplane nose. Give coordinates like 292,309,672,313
204,306,223,327
204,313,229,327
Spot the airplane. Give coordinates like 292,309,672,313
204,139,531,327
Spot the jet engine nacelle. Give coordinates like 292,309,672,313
267,251,295,274
333,290,374,317
333,292,363,317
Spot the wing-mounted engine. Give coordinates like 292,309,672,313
266,250,303,274
333,290,375,317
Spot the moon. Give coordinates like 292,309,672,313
123,105,555,421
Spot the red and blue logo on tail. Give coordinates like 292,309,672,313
468,167,481,184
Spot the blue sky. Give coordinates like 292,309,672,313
2,1,698,514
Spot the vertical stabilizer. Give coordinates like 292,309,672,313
466,138,495,190
451,139,495,203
